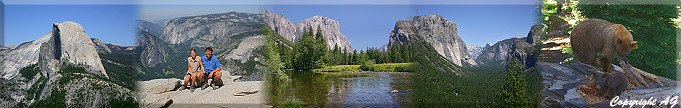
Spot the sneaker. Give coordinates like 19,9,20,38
202,79,211,90
211,81,218,90
178,85,186,91
190,85,195,92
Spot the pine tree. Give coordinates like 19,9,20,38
331,44,340,65
313,25,328,68
499,58,531,107
264,26,289,81
292,27,316,71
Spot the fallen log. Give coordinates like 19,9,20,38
629,63,663,87
619,60,650,88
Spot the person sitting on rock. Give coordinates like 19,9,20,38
178,49,206,92
202,47,223,90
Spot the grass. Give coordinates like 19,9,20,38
280,99,302,108
313,63,415,72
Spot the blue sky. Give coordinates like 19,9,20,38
4,5,138,46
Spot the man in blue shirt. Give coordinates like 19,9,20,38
202,47,223,90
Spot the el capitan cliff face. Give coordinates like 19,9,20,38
388,15,477,67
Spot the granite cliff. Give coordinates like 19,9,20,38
263,9,354,51
388,15,477,67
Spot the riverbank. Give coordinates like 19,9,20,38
313,63,415,72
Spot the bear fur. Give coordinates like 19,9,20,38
595,72,629,99
570,19,638,72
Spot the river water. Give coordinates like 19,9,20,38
267,71,412,107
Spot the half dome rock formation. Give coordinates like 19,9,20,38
263,9,354,51
0,21,136,107
476,37,526,66
388,15,477,67
467,45,484,59
39,21,108,78
476,25,541,68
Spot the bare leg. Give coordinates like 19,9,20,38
208,71,214,80
195,72,205,85
213,71,222,81
183,75,191,86
191,73,197,86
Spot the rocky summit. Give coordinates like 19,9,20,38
263,9,354,51
137,76,266,108
388,15,477,67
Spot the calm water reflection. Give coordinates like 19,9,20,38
267,71,412,107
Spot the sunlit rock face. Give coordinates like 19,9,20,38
388,15,477,67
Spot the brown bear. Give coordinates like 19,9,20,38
570,19,638,72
